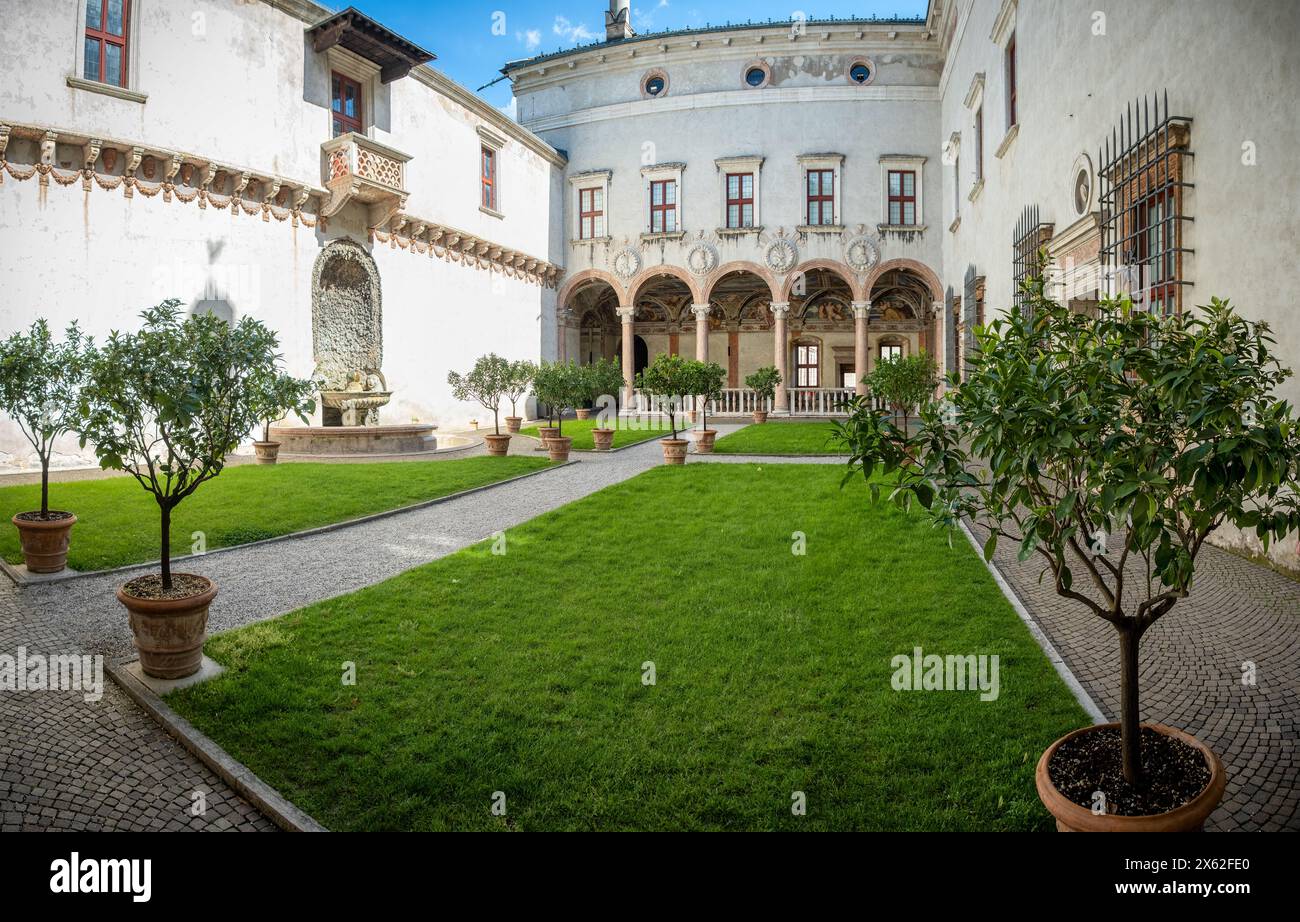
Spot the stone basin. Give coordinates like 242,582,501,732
268,423,437,455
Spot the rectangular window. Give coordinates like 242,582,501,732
84,0,129,87
481,146,496,211
953,154,961,215
650,179,677,233
725,172,754,228
888,170,917,225
1006,33,1017,128
1135,188,1176,316
795,343,820,387
806,170,834,226
331,72,363,137
974,107,984,181
880,343,903,363
578,187,605,239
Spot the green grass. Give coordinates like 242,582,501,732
519,417,669,450
168,464,1087,831
713,421,847,455
0,456,550,572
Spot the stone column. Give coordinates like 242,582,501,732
617,305,635,408
692,304,711,361
852,299,871,396
932,300,946,387
557,307,574,363
770,301,790,412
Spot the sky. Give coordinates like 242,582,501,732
322,1,929,115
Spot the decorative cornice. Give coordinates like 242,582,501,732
963,71,986,110
371,213,562,289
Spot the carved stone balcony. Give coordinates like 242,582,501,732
321,132,411,226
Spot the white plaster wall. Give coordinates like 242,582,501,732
0,0,563,467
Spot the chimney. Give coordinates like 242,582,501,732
605,0,634,42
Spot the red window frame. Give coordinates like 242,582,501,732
331,71,363,137
725,172,754,228
974,106,984,181
1006,34,1017,128
649,179,676,233
888,170,917,225
84,0,130,87
481,146,497,211
1134,188,1176,315
806,169,834,226
795,343,820,387
578,187,604,239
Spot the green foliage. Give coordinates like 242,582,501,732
582,357,626,413
866,351,937,418
744,365,781,403
448,353,512,434
837,280,1300,779
503,359,537,418
78,299,314,587
635,352,694,437
0,319,90,515
686,360,726,431
531,360,585,435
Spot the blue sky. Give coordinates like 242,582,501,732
325,1,929,114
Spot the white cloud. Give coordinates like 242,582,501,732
500,97,518,122
516,28,541,51
553,16,595,44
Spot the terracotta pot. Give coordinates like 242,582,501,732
694,429,717,454
505,416,523,434
12,512,77,574
752,410,768,424
547,436,573,461
117,574,218,679
537,426,560,446
592,428,615,451
484,433,512,456
1035,722,1227,832
661,438,688,465
252,440,281,464
576,408,591,420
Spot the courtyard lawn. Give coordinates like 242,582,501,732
712,421,847,455
518,416,669,450
0,456,550,572
168,463,1088,831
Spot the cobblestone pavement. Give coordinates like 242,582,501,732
0,584,277,831
984,526,1300,831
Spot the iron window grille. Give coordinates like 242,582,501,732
1012,204,1053,315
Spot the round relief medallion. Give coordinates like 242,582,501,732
685,240,718,276
611,246,642,280
844,234,881,274
1071,153,1095,217
764,238,798,274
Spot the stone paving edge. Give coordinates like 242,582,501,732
106,657,327,832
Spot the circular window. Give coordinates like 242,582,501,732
849,62,872,84
746,67,766,87
644,75,666,97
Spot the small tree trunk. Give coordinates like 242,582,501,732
1118,624,1143,785
40,452,50,517
160,502,173,591
493,406,500,436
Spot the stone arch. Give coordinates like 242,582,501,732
629,264,703,304
702,261,781,303
864,258,943,303
781,259,866,302
311,238,382,393
558,268,627,308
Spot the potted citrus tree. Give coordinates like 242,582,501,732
0,319,89,573
504,359,536,434
587,357,625,451
865,351,936,429
636,353,692,464
449,354,512,456
251,373,316,465
690,360,727,454
745,366,780,424
531,361,578,461
78,300,314,679
837,281,1300,831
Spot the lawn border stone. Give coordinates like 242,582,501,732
107,656,328,832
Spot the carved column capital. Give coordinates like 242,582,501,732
691,303,711,320
852,300,871,320
769,301,790,318
616,306,636,323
